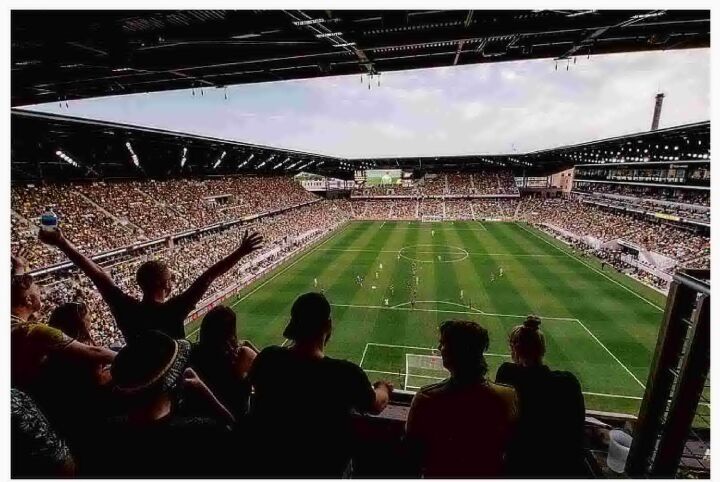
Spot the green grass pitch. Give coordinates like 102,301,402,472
187,221,669,415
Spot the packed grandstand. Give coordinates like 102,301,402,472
11,170,710,348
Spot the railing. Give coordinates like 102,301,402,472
625,269,710,478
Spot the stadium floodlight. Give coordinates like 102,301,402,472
285,161,300,170
273,156,291,169
238,153,255,169
315,32,343,38
256,154,274,169
180,147,188,168
55,150,79,167
125,142,140,168
213,151,227,169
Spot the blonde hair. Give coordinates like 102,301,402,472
508,315,546,365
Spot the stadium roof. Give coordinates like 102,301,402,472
12,9,710,107
11,109,709,181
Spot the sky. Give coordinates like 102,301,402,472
18,48,709,159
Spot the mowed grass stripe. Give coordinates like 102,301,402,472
509,223,661,383
485,223,580,373
232,222,376,348
498,224,651,395
462,223,535,317
330,222,404,362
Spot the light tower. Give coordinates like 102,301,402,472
651,92,665,131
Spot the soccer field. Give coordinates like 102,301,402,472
187,221,669,415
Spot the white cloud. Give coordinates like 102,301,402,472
19,49,709,158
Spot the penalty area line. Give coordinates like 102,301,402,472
333,302,577,322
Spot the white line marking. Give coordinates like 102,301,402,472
364,342,508,358
575,318,646,389
316,247,561,257
379,221,386,229
367,342,440,352
404,355,410,391
515,223,664,312
332,302,577,322
583,391,642,400
187,224,350,337
364,369,445,381
359,343,369,368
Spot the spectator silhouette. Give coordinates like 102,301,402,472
84,330,234,477
190,306,256,420
248,292,393,477
406,320,518,478
34,302,115,457
496,315,587,477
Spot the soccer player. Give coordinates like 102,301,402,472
384,298,389,306
390,284,395,296
431,230,435,237
499,267,504,277
416,276,419,286
601,261,606,271
460,289,464,301
375,272,379,279
490,274,495,283
314,278,318,288
397,254,401,261
379,263,383,270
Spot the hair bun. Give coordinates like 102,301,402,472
524,316,541,330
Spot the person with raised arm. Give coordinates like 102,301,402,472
39,228,263,340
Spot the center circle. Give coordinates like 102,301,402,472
399,244,469,264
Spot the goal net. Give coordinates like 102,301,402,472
405,353,449,391
421,215,444,222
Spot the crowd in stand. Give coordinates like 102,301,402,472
351,170,520,197
13,226,587,477
573,181,710,225
11,176,319,271
516,197,710,269
419,199,445,217
444,199,474,219
574,182,710,207
536,228,671,291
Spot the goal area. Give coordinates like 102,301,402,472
421,215,444,222
405,353,449,390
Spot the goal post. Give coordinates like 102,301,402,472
405,353,449,390
421,215,444,223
